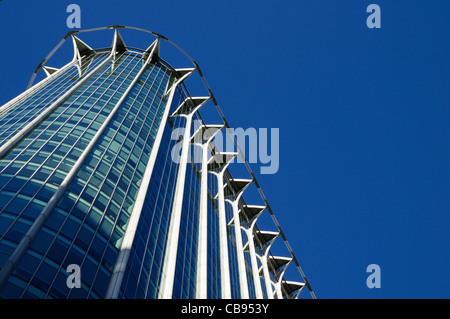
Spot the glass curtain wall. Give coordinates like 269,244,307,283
0,52,173,298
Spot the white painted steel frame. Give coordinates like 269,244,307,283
258,232,280,299
158,96,211,299
246,226,264,299
209,152,237,299
268,256,293,299
225,181,253,299
190,125,224,299
240,204,267,299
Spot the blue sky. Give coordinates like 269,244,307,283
1,0,449,298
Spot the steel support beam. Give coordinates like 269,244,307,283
191,125,223,299
225,180,253,299
208,152,237,299
158,96,210,299
240,205,266,299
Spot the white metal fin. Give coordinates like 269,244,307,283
267,256,292,274
174,68,195,82
164,68,196,96
112,28,127,60
42,66,59,77
71,35,96,77
171,96,210,118
282,281,305,298
190,124,223,144
79,54,96,77
207,152,238,172
223,178,253,197
238,205,266,222
254,230,279,248
142,38,160,62
72,35,95,61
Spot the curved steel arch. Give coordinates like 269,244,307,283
27,25,198,89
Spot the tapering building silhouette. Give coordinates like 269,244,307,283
0,26,315,299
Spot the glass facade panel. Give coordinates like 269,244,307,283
119,87,185,299
225,200,241,299
172,143,201,299
207,170,221,299
0,51,173,298
0,53,110,146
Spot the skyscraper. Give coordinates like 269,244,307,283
0,26,315,299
